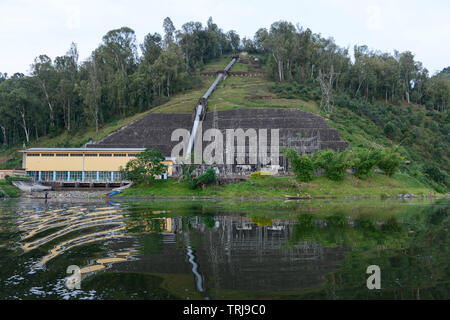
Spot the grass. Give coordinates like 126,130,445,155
117,173,437,200
0,179,21,198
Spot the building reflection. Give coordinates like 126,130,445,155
112,214,349,293
17,205,352,294
17,205,135,269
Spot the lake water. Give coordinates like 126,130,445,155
0,197,448,300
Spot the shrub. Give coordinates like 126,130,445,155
313,149,352,181
423,165,447,185
378,149,404,177
352,148,383,179
284,149,314,182
121,148,167,184
383,121,398,138
197,168,217,188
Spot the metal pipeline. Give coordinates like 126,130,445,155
185,56,239,158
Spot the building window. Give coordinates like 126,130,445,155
70,171,82,181
113,171,123,181
84,171,97,181
55,171,67,181
113,153,126,157
99,171,111,181
99,154,112,157
26,171,37,180
41,171,53,181
85,153,98,157
127,153,138,157
27,153,40,157
56,153,69,157
70,154,83,157
41,153,55,157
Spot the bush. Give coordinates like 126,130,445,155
284,149,314,182
197,168,217,188
384,121,398,138
313,150,352,181
423,165,447,185
121,148,167,184
378,149,404,177
352,148,383,179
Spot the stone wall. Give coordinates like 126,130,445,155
87,108,349,173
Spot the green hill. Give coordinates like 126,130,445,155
2,54,448,195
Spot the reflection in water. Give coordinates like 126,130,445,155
185,237,205,293
17,205,135,270
0,199,448,299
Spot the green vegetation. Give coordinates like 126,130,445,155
0,179,21,198
284,149,314,182
196,168,217,189
117,172,437,199
120,148,167,184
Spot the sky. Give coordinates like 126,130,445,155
0,0,449,76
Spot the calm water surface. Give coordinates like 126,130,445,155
0,197,448,299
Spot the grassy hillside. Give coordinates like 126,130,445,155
1,54,447,193
118,173,437,199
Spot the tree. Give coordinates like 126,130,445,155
31,55,57,126
141,33,162,65
378,149,404,177
284,148,314,182
54,43,78,131
262,21,296,81
313,150,352,181
163,17,176,49
78,57,101,133
396,50,418,104
227,30,240,54
197,168,217,189
121,148,167,184
352,148,383,179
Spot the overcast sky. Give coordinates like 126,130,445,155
1,0,449,76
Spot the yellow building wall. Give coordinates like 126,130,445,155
25,152,173,175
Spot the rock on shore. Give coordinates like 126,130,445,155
25,190,107,199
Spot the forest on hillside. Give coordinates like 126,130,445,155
0,17,448,190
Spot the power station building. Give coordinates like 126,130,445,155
20,148,173,182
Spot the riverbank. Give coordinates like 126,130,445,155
115,173,443,200
0,179,21,198
24,190,108,200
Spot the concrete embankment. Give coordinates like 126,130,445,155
12,181,51,192
23,190,107,200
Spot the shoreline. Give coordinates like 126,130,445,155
15,189,447,202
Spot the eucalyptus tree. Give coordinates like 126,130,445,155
263,21,296,81
54,42,79,131
78,57,101,133
97,27,138,116
141,32,162,65
226,30,240,54
177,21,202,72
3,77,40,143
205,17,221,59
396,50,419,104
31,55,57,127
163,17,176,49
